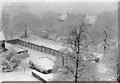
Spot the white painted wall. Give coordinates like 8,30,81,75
0,30,5,40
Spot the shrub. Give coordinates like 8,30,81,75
2,48,28,72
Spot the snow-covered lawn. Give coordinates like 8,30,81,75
96,62,117,81
1,44,56,81
95,52,117,81
1,66,39,81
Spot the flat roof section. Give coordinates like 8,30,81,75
20,36,66,51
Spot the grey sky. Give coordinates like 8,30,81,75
27,2,117,14
2,2,118,17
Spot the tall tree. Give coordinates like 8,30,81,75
2,8,10,40
53,19,97,82
68,21,89,83
2,8,9,29
12,12,40,38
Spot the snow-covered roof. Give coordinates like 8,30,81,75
30,57,55,70
59,13,68,21
85,15,97,24
21,36,65,51
32,70,54,81
6,43,25,52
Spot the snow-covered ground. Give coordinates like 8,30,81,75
1,37,117,81
1,43,56,81
93,51,117,81
96,62,117,81
1,66,39,81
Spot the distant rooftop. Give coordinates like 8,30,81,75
85,14,97,24
58,13,68,21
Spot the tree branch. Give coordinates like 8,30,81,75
78,66,85,73
64,65,74,75
103,30,107,49
78,64,90,78
67,52,76,63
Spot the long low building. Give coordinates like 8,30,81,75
20,36,66,51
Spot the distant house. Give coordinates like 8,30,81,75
58,13,68,21
85,14,97,25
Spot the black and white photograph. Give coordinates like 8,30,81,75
0,0,119,82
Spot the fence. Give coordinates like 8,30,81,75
6,39,64,56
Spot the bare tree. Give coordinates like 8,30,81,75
68,21,96,82
2,8,9,30
13,12,40,38
2,8,10,40
53,20,97,82
69,23,86,83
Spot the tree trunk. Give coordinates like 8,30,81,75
25,29,27,37
103,30,107,57
75,53,79,83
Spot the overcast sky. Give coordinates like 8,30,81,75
0,1,118,18
27,2,117,14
